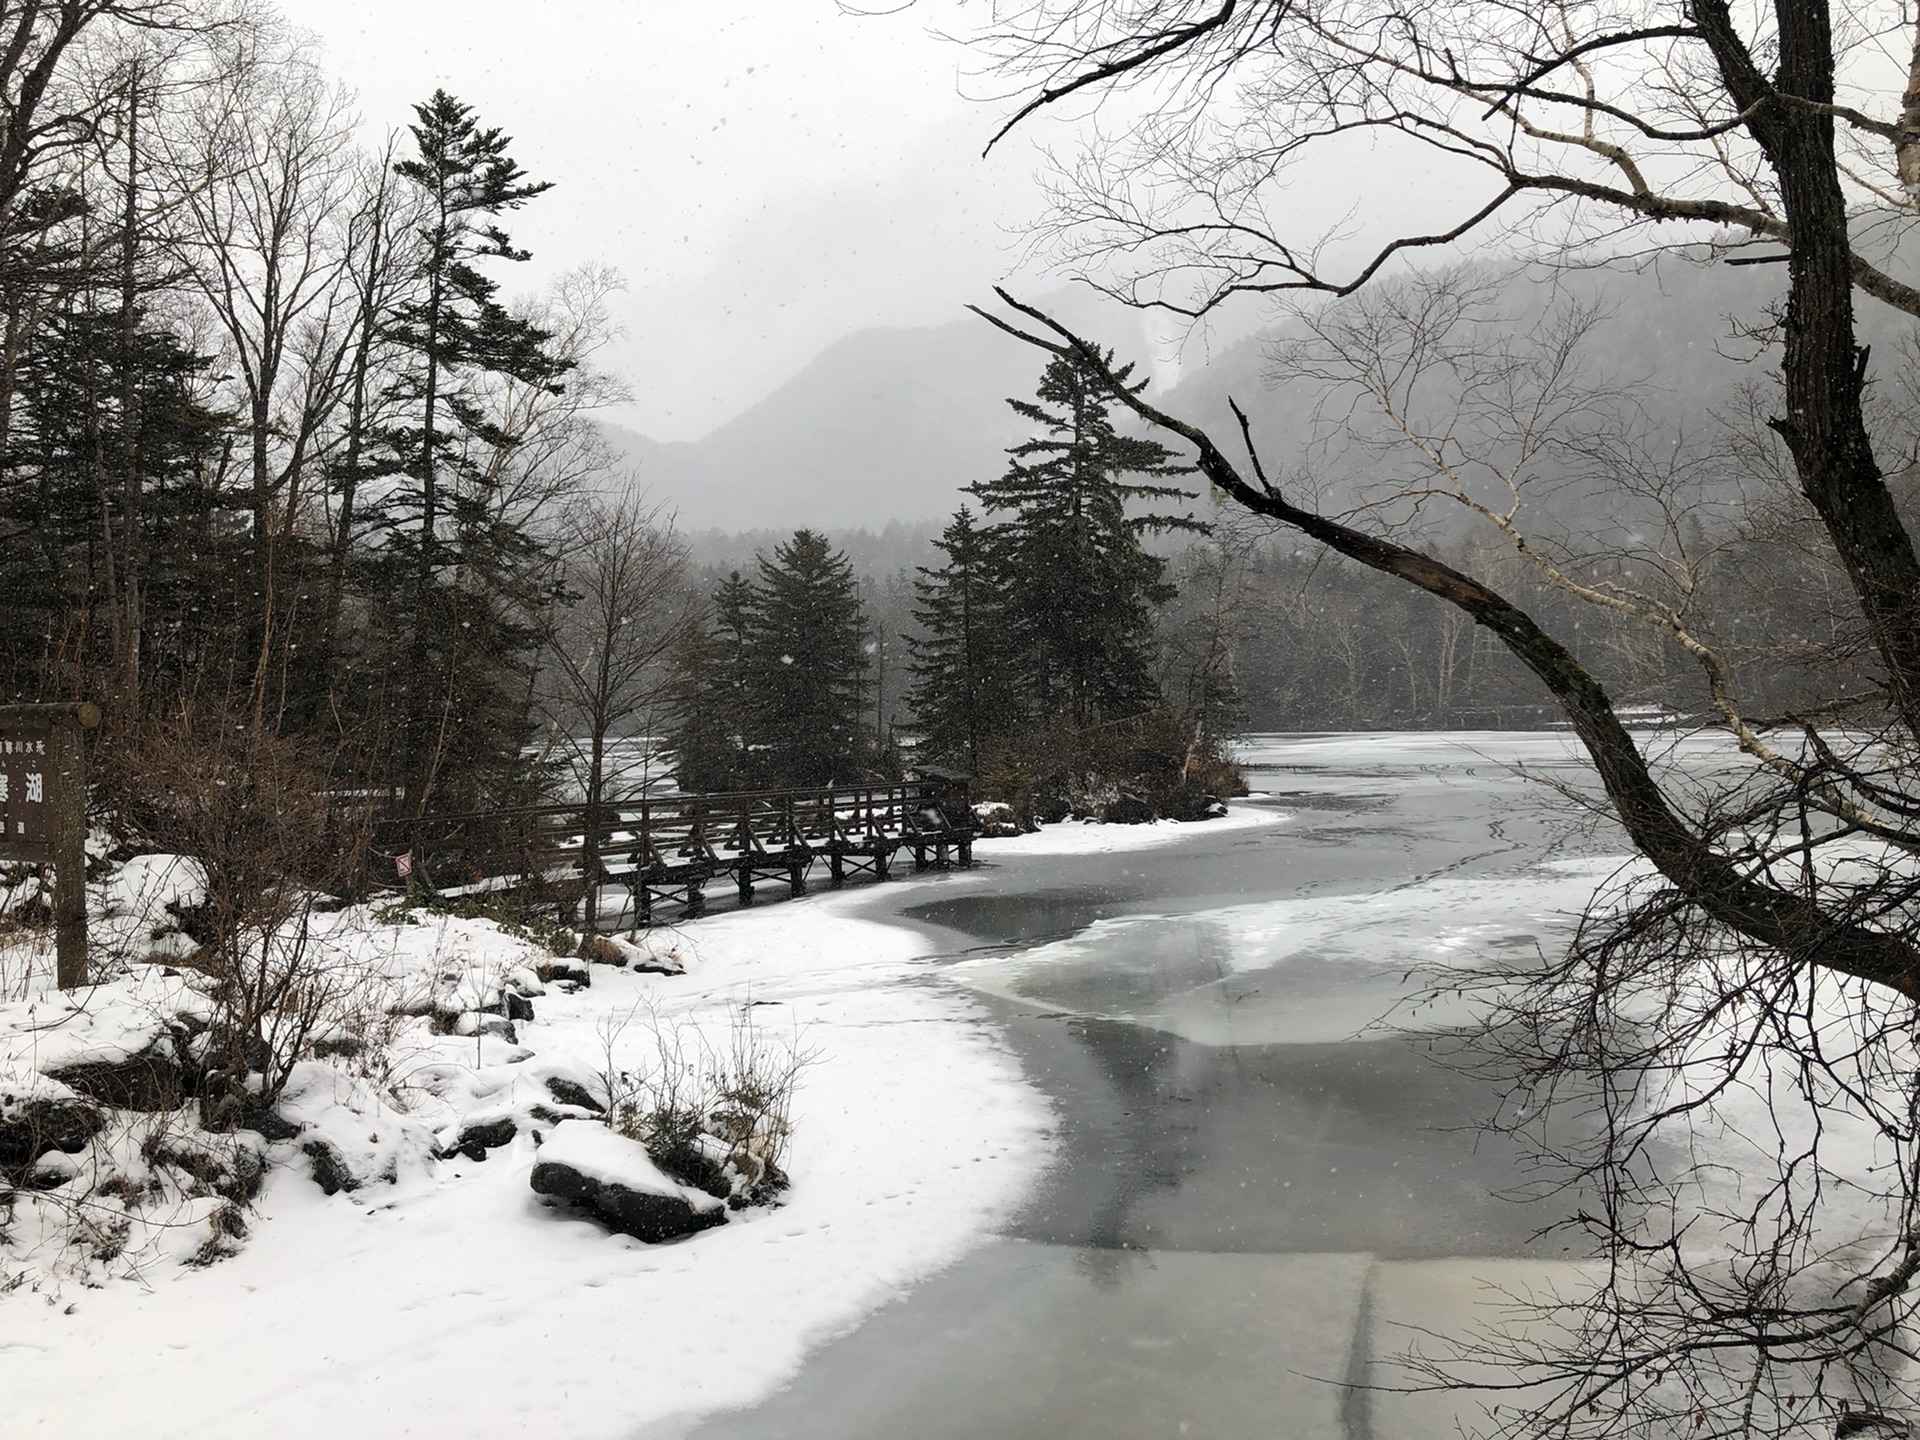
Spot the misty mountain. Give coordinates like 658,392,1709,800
606,249,1916,541
1163,252,1798,458
606,318,1036,533
602,290,1165,534
1151,248,1920,537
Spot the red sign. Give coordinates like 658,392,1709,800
395,851,413,879
0,726,51,846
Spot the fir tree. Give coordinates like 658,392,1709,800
662,571,756,793
744,530,868,788
906,507,1011,772
0,294,231,707
967,351,1201,728
365,91,571,812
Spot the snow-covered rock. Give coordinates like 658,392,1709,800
583,933,685,974
46,1034,194,1112
435,1113,519,1162
534,955,591,989
0,1071,101,1170
274,1062,435,1195
529,1120,728,1242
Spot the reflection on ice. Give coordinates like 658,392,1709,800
946,858,1625,1046
680,731,1679,1440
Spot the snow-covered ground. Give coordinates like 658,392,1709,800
980,803,1285,857
0,879,1054,1439
12,725,1815,1436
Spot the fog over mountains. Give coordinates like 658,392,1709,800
603,313,1046,534
605,251,1906,538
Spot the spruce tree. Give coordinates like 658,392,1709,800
662,571,756,793
906,507,1011,772
365,90,571,813
745,530,867,788
968,351,1201,728
0,295,230,708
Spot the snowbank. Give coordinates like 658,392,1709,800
976,803,1285,858
0,883,1053,1440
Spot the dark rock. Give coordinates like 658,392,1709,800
0,1092,104,1169
49,1042,188,1111
449,1012,517,1043
437,1116,517,1162
303,1138,359,1195
535,957,591,988
145,1133,266,1203
310,1033,365,1060
531,1157,728,1243
545,1077,606,1114
502,991,534,1022
238,1097,301,1142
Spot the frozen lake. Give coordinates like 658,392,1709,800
657,730,1681,1440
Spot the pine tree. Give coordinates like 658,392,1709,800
0,294,231,708
365,91,571,813
968,351,1201,728
745,530,868,788
662,571,756,793
906,507,1012,772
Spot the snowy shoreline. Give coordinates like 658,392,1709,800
1,874,1056,1439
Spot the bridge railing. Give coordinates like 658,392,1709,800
364,773,973,927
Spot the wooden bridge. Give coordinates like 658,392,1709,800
368,773,975,928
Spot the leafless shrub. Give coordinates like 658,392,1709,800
101,701,374,1130
597,997,813,1206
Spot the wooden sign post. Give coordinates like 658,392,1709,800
0,702,99,989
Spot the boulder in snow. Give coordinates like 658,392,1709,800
47,1036,191,1111
529,1121,727,1243
544,1075,605,1115
302,1137,361,1195
534,956,591,989
0,1076,101,1170
437,1114,518,1162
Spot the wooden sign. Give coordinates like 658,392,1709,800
0,703,99,989
0,723,53,844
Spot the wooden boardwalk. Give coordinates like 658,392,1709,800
369,774,975,927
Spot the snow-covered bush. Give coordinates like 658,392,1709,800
597,1000,810,1208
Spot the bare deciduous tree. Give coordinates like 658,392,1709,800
963,0,1920,1431
537,494,693,941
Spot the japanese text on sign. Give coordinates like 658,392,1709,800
0,729,52,845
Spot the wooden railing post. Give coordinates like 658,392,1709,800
737,798,755,906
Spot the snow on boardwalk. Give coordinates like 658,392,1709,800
0,889,1053,1440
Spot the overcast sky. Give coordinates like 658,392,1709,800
270,1,1487,449
272,1,1068,442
